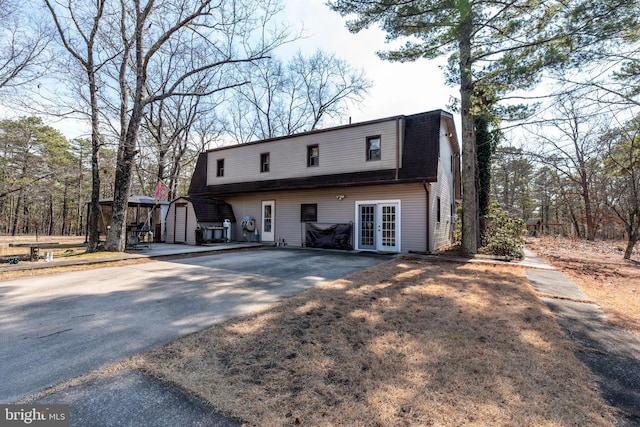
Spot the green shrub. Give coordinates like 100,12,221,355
453,205,463,242
482,203,526,259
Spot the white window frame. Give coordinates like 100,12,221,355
354,199,401,252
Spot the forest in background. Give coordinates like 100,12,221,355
0,0,639,258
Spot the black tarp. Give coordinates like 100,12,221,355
305,223,352,250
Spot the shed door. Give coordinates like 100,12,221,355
174,204,187,243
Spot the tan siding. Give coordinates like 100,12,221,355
185,205,199,245
206,120,399,186
431,118,455,250
223,183,428,252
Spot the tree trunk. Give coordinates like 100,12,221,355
459,5,478,254
86,42,102,252
104,3,148,252
623,213,639,260
44,0,105,251
624,234,637,259
62,184,69,235
104,102,144,251
86,140,101,252
11,189,22,236
22,194,28,234
48,194,54,235
104,133,136,251
581,174,596,241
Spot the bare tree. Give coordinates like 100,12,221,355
44,0,109,252
0,0,50,91
140,45,226,201
230,57,288,141
291,50,371,131
603,115,640,259
97,0,290,252
529,93,608,241
228,49,372,142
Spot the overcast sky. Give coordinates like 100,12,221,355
284,0,457,125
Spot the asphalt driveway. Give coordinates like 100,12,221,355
0,248,389,403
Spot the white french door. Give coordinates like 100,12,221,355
261,200,275,242
357,201,400,252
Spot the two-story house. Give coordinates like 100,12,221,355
167,109,461,253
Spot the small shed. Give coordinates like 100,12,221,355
526,218,542,237
166,197,236,245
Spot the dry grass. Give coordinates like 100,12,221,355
139,258,614,426
0,235,145,281
527,237,640,338
0,235,87,258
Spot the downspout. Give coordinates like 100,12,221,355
395,117,400,180
422,181,431,254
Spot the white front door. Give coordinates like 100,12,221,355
357,201,400,252
261,200,275,242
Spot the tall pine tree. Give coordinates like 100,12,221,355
329,0,639,253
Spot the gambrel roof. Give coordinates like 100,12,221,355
182,197,236,223
188,109,459,197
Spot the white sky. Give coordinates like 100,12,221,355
283,0,457,125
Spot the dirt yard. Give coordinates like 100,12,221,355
527,237,640,338
134,258,615,426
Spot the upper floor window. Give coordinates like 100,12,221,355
260,152,270,173
366,136,381,161
216,159,224,177
307,144,319,167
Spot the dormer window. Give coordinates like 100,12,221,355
366,136,381,161
307,144,319,167
260,152,270,173
216,159,224,177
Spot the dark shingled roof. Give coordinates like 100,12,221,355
185,197,236,223
188,110,456,197
398,111,441,180
188,153,209,196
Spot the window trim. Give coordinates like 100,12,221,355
300,203,318,222
260,152,270,173
366,135,381,161
307,144,319,167
216,158,224,177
